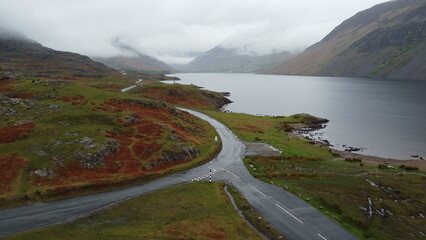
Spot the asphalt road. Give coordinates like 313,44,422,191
0,108,358,240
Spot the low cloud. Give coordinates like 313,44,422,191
0,0,388,64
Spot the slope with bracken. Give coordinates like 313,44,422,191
0,32,226,206
265,0,426,80
0,28,117,79
0,73,223,207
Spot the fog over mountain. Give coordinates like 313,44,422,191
0,0,388,64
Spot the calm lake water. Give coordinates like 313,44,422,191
167,73,426,160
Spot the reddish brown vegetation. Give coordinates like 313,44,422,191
99,84,119,90
0,155,27,194
0,122,35,144
33,99,205,190
14,93,34,99
0,80,14,93
55,95,96,106
236,124,264,134
139,88,212,108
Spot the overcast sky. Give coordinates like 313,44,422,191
0,0,389,64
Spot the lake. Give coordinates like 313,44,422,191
167,73,426,160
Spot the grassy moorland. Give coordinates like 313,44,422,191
0,76,222,207
132,81,232,110
2,182,264,240
200,110,426,240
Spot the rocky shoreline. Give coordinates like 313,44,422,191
289,124,426,171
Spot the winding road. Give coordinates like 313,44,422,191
0,109,358,240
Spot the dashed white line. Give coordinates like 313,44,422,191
222,168,240,179
189,169,220,182
317,233,327,240
275,203,304,224
248,183,267,197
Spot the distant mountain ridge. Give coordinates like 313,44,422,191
93,37,176,74
265,0,426,80
180,45,296,73
93,55,176,74
0,28,116,78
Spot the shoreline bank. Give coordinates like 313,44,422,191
289,131,426,171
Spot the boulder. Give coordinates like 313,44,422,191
34,168,54,178
0,72,20,81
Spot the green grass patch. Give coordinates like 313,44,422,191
200,110,334,160
244,156,426,240
3,182,264,240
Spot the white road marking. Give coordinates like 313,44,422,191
190,168,220,182
317,233,327,240
248,183,267,197
222,168,240,179
275,203,304,224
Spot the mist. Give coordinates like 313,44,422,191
0,0,389,64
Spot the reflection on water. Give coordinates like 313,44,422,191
167,73,426,160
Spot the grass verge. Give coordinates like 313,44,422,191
2,182,264,240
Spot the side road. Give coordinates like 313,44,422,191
0,109,358,240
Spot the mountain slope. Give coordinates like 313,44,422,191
265,0,426,80
0,28,116,79
93,55,176,74
92,37,176,74
181,46,295,73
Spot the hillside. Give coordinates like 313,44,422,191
92,37,176,74
0,29,117,79
265,0,426,80
181,46,295,73
0,74,225,207
93,55,176,74
0,31,227,207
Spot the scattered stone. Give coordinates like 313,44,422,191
34,168,54,178
79,136,94,145
48,104,61,110
64,133,79,137
53,156,65,167
12,120,32,126
170,134,181,141
158,123,172,130
76,139,119,169
85,143,99,149
124,114,139,124
57,121,69,126
0,72,20,81
35,150,47,156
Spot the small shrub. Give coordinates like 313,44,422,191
378,164,389,169
400,165,419,171
345,158,362,163
405,166,419,171
332,152,340,157
332,203,343,214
